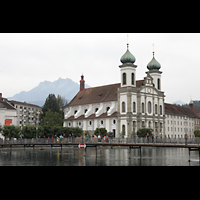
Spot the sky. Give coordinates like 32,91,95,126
0,33,199,104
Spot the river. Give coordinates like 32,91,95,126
0,146,199,166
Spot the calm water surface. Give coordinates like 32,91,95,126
0,146,199,166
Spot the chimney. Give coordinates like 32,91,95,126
189,100,194,110
80,74,85,92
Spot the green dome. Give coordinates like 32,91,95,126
147,52,161,71
120,44,136,64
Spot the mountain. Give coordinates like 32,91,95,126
8,77,90,107
172,100,185,106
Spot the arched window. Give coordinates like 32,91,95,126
148,101,151,114
160,105,162,115
155,104,157,114
157,78,160,90
122,102,126,113
131,73,134,85
122,73,126,85
122,124,126,135
142,103,144,113
133,102,136,112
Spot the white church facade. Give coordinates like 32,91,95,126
64,43,200,138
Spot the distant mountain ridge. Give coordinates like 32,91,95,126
8,77,90,107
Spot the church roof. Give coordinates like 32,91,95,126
66,83,120,107
66,80,147,107
120,44,136,64
147,52,161,71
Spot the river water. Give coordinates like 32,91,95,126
0,146,199,166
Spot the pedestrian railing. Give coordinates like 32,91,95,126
1,136,200,146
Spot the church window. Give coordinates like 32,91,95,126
85,109,88,113
122,73,126,85
101,120,104,125
106,107,110,112
95,108,99,113
149,121,151,128
148,101,151,114
133,102,136,112
131,73,134,85
122,102,126,113
155,104,157,114
113,119,116,124
122,125,126,135
74,110,77,114
142,103,144,113
157,78,160,90
89,121,92,126
160,105,162,115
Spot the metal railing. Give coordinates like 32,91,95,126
0,136,200,146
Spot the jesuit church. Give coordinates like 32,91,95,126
64,43,200,138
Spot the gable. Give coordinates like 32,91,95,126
140,86,158,95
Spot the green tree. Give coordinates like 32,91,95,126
94,128,107,137
194,130,200,137
43,110,63,127
40,94,61,124
137,128,152,137
22,125,37,138
2,125,21,139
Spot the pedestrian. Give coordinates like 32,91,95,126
98,134,101,143
51,136,53,142
152,132,154,143
110,134,113,143
69,134,71,143
146,133,149,143
72,133,74,143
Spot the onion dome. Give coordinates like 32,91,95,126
120,43,136,64
147,52,161,71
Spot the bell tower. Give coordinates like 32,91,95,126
119,43,137,87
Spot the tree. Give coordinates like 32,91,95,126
43,110,63,127
94,128,107,137
40,94,61,124
194,130,200,137
57,94,67,112
137,128,152,137
2,125,21,139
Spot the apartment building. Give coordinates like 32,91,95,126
9,100,41,127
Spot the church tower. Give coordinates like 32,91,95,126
146,51,162,91
119,43,137,87
118,42,137,138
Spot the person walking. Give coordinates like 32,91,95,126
98,134,101,143
146,133,149,143
151,132,154,143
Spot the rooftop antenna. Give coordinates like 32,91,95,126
152,43,155,56
127,34,129,45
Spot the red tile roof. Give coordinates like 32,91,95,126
66,83,120,107
65,80,146,108
164,103,199,118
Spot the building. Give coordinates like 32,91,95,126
64,43,199,138
165,102,200,138
9,100,41,127
0,99,17,127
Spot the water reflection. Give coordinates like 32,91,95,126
0,147,199,166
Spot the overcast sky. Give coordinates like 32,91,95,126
0,33,199,104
